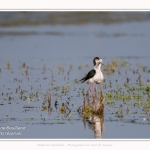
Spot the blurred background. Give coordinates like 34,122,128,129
1,12,150,26
1,11,150,63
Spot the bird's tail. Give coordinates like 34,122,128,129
79,78,86,83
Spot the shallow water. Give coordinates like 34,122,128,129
0,17,150,139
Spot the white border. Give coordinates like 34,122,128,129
0,139,150,150
0,0,150,10
0,1,150,148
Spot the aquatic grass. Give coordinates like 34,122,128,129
6,62,11,70
147,97,150,101
103,59,128,75
82,106,92,117
115,94,122,100
107,93,113,100
78,66,82,70
120,60,128,67
145,85,150,95
84,64,89,68
41,105,48,111
1,58,150,132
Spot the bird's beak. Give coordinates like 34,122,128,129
101,63,105,66
97,62,105,66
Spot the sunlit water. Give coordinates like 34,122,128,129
0,20,150,139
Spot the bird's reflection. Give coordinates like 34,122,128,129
79,87,104,138
89,113,104,138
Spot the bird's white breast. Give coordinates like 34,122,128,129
89,70,104,84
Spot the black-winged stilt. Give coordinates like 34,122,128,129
79,57,105,95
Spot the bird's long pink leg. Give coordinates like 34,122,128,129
87,84,91,95
91,83,95,94
87,83,95,96
94,83,98,98
95,83,97,93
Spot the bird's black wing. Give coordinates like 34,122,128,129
79,69,96,83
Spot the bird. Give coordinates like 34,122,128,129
79,57,105,95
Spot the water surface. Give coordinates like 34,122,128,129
0,13,150,139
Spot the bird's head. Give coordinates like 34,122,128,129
93,57,100,66
93,57,105,67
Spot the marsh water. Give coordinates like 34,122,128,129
0,12,150,139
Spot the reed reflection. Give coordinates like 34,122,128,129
79,85,104,138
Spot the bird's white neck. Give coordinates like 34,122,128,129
94,64,101,71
